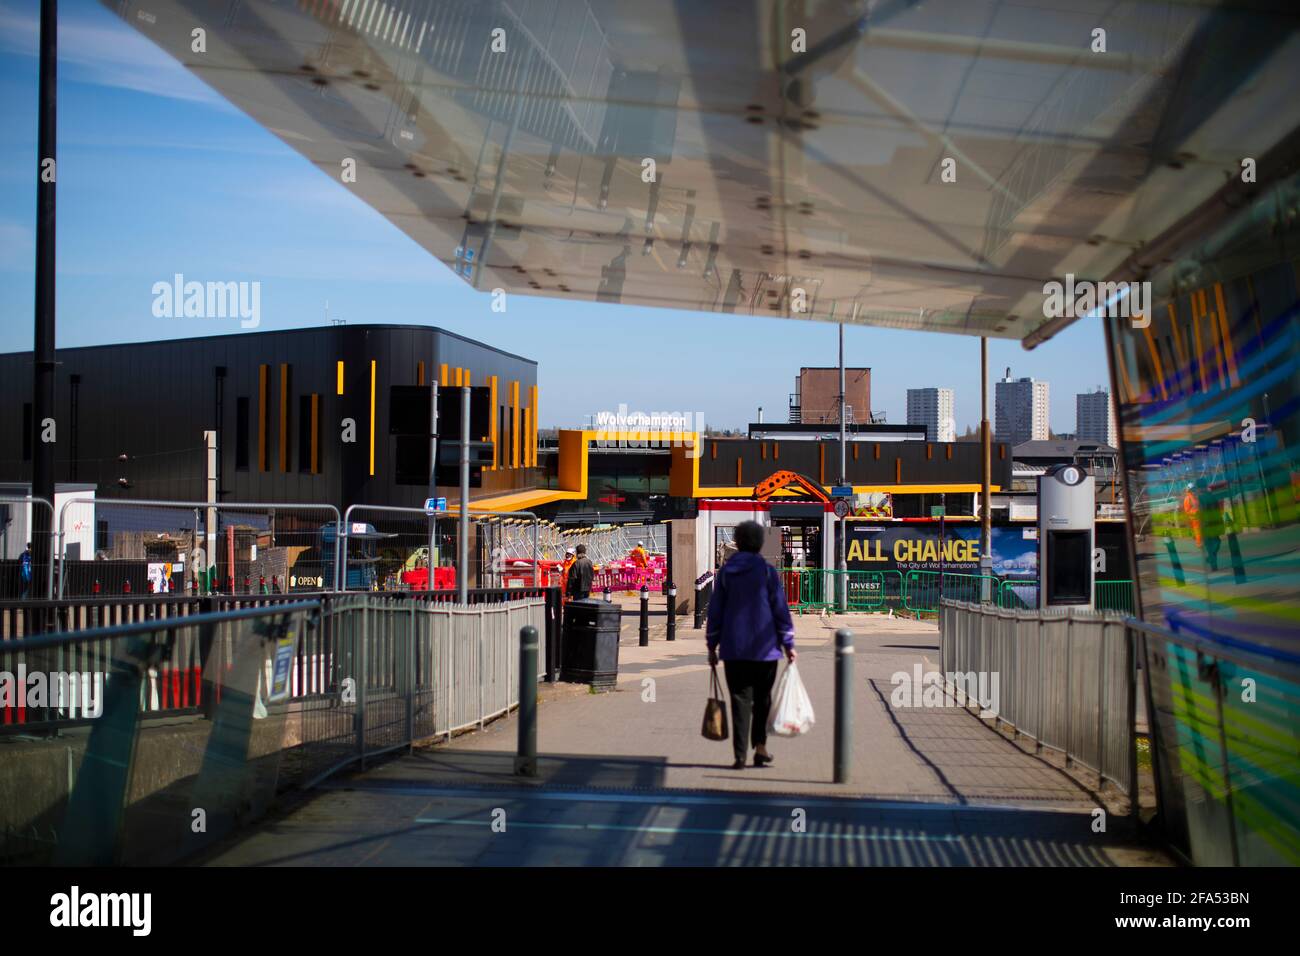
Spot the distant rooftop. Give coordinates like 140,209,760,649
1014,439,1118,458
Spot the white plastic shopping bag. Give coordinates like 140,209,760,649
768,662,815,736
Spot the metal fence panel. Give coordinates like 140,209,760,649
54,498,340,599
940,600,1137,808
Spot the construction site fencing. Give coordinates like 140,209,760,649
998,578,1039,610
780,568,904,612
53,498,341,599
0,496,56,601
774,569,1136,616
0,593,547,865
903,571,999,611
940,600,1136,810
553,523,666,564
338,504,543,592
335,504,458,592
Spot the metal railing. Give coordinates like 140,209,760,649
1094,579,1137,614
0,601,319,864
1,594,547,864
1133,616,1300,866
940,600,1137,810
294,594,546,787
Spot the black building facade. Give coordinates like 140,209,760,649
0,325,539,510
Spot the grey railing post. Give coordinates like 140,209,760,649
834,628,854,784
407,601,416,751
357,601,369,769
1064,612,1073,768
1035,609,1044,754
478,606,486,729
515,625,538,777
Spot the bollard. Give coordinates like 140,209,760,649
666,585,677,641
515,625,539,777
603,585,611,603
694,583,704,629
834,629,854,784
639,584,649,646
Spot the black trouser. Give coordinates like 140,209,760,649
723,660,779,762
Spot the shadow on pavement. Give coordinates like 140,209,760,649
194,747,1161,866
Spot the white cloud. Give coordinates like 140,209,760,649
0,1,236,112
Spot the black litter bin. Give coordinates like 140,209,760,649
560,599,621,687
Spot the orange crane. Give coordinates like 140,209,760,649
753,470,831,502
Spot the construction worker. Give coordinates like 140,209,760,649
1182,482,1202,547
1198,478,1225,571
629,540,649,568
560,547,576,603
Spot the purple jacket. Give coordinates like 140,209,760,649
705,552,796,661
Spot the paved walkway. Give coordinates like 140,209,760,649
205,611,1168,866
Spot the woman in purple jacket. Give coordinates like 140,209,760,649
706,521,797,769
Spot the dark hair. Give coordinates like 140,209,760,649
733,520,764,553
575,544,587,555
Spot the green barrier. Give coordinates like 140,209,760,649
778,568,907,614
778,568,826,614
800,569,833,611
998,578,1038,609
1094,578,1136,614
844,569,904,611
903,570,998,612
784,571,1131,615
995,578,1135,611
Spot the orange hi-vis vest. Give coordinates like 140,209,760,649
1182,490,1202,545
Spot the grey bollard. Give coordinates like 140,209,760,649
666,585,677,641
515,625,538,777
639,585,650,646
834,628,854,784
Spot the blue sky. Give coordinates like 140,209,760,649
0,0,1112,433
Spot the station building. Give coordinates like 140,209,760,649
0,324,538,511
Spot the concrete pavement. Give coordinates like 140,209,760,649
202,609,1168,866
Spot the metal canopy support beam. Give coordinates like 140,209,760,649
980,336,992,600
458,385,470,602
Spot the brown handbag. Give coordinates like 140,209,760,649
701,664,729,741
